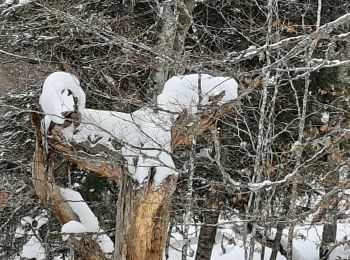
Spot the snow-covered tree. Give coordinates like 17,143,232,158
1,0,350,260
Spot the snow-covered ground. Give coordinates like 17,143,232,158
15,213,350,260
167,221,350,260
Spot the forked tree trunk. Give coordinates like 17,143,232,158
32,111,174,260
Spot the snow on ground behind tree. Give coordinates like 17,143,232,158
167,221,350,260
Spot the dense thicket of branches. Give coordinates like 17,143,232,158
1,0,350,259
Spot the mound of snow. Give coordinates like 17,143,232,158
61,220,88,241
157,74,238,113
39,71,86,124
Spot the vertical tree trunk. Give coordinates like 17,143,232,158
121,0,134,15
270,224,284,260
151,0,178,94
195,210,220,260
114,176,177,260
337,42,350,83
320,169,339,259
320,218,337,259
151,0,195,95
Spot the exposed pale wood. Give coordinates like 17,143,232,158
31,113,106,260
127,177,177,260
119,106,226,259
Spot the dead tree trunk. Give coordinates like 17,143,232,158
114,174,176,260
31,103,234,260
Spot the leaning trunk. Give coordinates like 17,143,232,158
31,113,106,260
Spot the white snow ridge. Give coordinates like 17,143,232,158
39,71,86,125
60,188,114,254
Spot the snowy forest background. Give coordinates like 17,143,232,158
0,0,350,259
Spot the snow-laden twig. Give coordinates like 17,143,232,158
181,73,202,260
316,0,322,30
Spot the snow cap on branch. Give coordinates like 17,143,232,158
39,71,86,124
157,74,238,113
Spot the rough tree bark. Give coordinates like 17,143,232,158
151,0,195,95
319,149,340,259
195,210,220,260
319,177,339,259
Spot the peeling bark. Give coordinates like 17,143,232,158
114,172,177,260
127,178,176,260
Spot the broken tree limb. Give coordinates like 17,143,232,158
49,125,126,181
31,112,107,260
171,104,236,150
